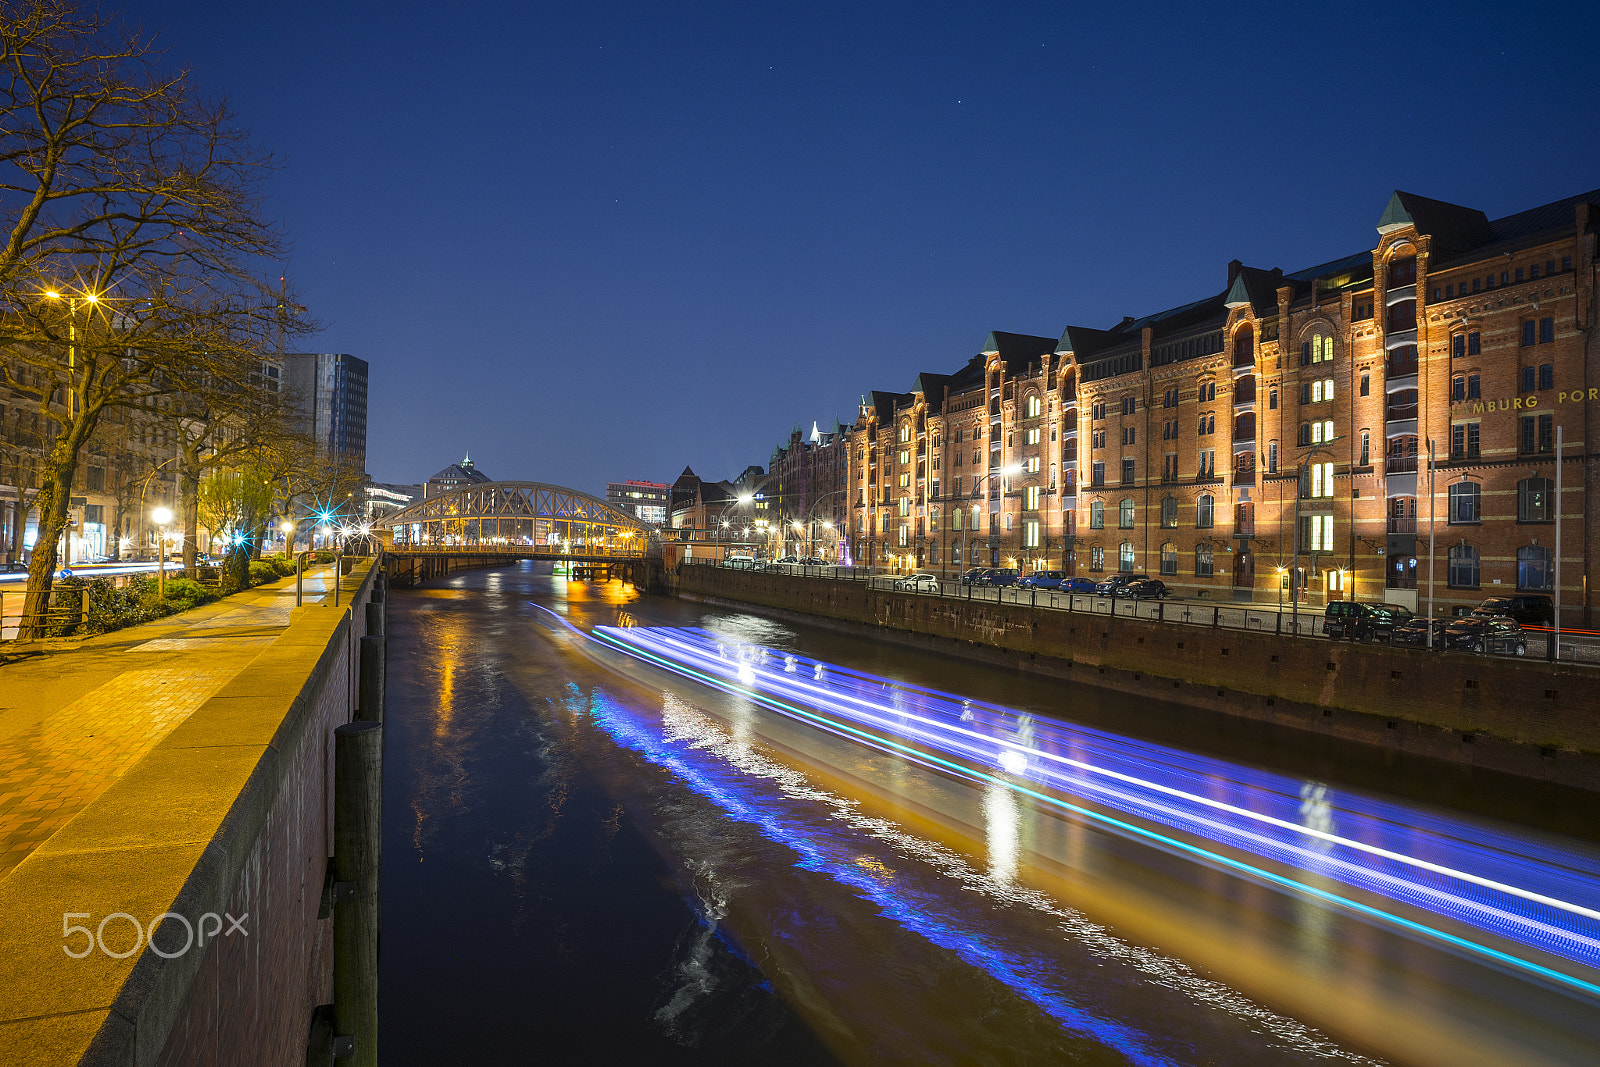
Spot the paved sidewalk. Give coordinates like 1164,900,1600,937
0,568,345,882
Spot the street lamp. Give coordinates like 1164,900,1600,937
43,288,98,424
280,519,296,560
151,506,172,597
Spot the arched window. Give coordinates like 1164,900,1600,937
1517,545,1552,591
1448,482,1480,524
1448,545,1479,589
1233,411,1255,442
1196,493,1215,529
1119,542,1136,572
1160,542,1177,575
1195,543,1214,577
1026,394,1042,418
1233,325,1254,368
1518,478,1553,523
1089,500,1104,529
1090,544,1104,571
1160,495,1178,529
1119,498,1135,529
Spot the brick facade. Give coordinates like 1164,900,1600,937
812,186,1600,624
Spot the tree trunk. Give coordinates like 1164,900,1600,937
9,491,30,570
20,465,72,639
180,461,201,579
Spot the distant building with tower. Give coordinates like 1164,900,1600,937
425,454,491,498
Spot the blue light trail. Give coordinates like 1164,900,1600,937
586,623,1600,1003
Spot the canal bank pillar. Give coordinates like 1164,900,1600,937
334,720,382,1067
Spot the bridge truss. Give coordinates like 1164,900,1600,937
374,481,649,556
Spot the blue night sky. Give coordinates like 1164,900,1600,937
139,1,1600,492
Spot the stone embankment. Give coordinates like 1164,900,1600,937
0,562,385,1066
671,566,1600,790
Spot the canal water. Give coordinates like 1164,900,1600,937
379,563,1600,1065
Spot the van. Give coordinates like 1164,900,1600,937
1324,600,1413,642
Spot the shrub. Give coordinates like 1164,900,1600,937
162,576,215,610
249,560,278,586
197,565,221,582
271,557,297,577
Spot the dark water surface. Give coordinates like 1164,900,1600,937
379,564,1600,1066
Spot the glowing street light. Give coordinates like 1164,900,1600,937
151,506,173,597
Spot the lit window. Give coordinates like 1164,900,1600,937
1026,427,1041,445
1119,498,1135,528
1027,395,1042,418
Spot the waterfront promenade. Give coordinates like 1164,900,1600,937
0,567,345,883
0,563,377,1067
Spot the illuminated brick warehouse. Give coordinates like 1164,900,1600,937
829,185,1598,623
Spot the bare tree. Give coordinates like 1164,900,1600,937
0,1,291,636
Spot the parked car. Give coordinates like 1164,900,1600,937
1323,600,1415,642
1443,615,1528,655
977,568,1021,586
1017,570,1067,590
1096,574,1148,596
798,556,829,567
959,568,989,585
1472,595,1554,627
1390,616,1447,649
724,555,758,570
893,572,940,593
1123,578,1171,599
1059,577,1100,594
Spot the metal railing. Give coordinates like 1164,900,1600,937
682,559,1600,663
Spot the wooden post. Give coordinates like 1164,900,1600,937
334,721,381,1067
358,635,385,723
365,599,384,637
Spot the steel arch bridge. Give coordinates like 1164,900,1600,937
374,481,649,557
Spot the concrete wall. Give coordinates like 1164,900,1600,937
673,566,1600,788
0,563,379,1067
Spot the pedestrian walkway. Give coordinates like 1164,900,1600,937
0,566,346,882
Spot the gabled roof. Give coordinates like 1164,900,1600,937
981,330,1058,365
868,389,904,423
907,371,950,399
1377,191,1493,253
1055,324,1123,360
1223,264,1287,316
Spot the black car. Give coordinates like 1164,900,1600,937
1389,616,1447,649
1443,615,1528,655
978,568,1021,587
1122,578,1170,599
1095,573,1148,596
959,568,989,585
1323,600,1414,642
1472,595,1554,627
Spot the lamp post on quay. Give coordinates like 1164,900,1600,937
280,519,296,560
151,506,172,598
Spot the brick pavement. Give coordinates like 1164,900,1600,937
0,567,343,882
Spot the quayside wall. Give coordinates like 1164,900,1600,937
0,563,382,1067
671,567,1600,790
